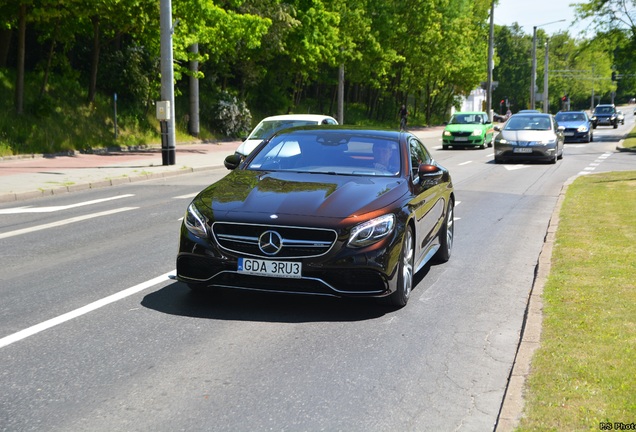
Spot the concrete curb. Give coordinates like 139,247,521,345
0,164,221,204
495,176,574,431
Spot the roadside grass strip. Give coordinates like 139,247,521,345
518,171,636,430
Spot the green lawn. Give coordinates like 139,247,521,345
517,171,636,430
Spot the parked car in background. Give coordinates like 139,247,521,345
590,104,618,129
234,114,338,158
493,113,564,164
554,111,593,143
442,111,494,149
177,127,455,308
616,110,625,125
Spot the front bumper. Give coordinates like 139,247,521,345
175,225,400,298
562,129,590,143
442,135,486,147
494,144,557,162
594,117,615,126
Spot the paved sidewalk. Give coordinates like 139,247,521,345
0,140,240,203
0,127,446,204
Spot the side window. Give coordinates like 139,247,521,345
409,137,431,180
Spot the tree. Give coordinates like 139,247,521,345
492,24,532,112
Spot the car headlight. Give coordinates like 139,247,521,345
591,116,597,120
537,139,556,145
471,129,482,136
577,125,589,132
348,214,395,248
496,138,508,144
443,130,452,137
184,203,208,238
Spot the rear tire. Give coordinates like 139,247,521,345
434,199,454,263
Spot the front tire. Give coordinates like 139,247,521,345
385,226,414,308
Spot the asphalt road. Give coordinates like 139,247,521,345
1,119,634,431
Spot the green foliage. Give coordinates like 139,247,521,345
1,0,624,154
0,67,158,156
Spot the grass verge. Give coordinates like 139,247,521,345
517,171,636,430
621,124,636,149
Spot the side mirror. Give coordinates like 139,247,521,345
557,126,565,132
224,154,242,170
417,164,444,185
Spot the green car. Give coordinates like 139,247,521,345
442,111,494,149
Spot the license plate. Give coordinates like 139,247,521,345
454,137,468,142
513,147,533,153
564,132,574,136
238,258,302,278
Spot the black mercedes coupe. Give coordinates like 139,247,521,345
176,127,455,307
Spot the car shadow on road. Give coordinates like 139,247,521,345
140,268,431,323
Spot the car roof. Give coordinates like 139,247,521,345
452,111,486,115
511,112,551,117
259,114,337,122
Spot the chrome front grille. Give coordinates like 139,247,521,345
212,222,337,258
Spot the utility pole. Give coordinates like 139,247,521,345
486,0,494,122
189,43,200,137
543,40,549,113
159,0,176,165
530,20,565,110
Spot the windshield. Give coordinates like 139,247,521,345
449,114,485,125
555,113,586,122
504,116,552,131
247,132,401,177
594,106,614,115
248,120,320,140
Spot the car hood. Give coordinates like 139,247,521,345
196,170,408,222
556,120,588,128
444,124,488,133
499,130,558,142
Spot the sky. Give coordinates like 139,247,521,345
494,0,591,37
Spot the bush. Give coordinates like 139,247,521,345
209,92,252,138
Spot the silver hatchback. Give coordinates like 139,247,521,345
493,113,565,164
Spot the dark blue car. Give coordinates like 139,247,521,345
555,111,593,143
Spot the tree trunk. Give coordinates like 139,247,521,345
40,21,59,98
88,16,100,105
0,28,12,68
15,4,26,115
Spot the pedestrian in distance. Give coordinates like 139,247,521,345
398,104,408,131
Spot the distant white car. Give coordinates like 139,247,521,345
235,114,338,157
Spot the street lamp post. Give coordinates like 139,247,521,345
530,19,565,110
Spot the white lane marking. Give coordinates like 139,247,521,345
173,193,198,199
578,152,612,176
458,161,472,166
504,164,530,170
0,271,174,349
0,194,135,214
0,207,138,239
